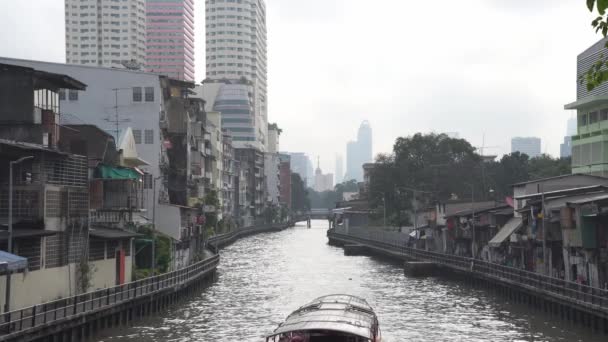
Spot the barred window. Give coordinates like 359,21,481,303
107,241,118,258
89,240,106,261
16,238,41,271
132,87,142,102
143,173,153,189
145,87,154,102
133,129,142,144
45,234,67,268
58,89,66,101
68,90,78,101
144,129,154,144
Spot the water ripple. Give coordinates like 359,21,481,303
96,222,603,342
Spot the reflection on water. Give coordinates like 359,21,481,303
97,221,603,342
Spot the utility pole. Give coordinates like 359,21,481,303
541,184,548,276
471,185,476,259
151,175,163,275
382,193,386,228
5,156,33,313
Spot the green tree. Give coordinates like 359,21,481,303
581,0,608,90
334,179,359,201
204,190,220,229
291,173,310,212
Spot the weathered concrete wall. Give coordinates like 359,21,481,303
90,256,133,290
0,264,76,310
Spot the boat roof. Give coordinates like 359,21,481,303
268,294,378,340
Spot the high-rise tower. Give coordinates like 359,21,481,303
65,0,146,68
345,121,373,182
205,0,268,150
146,0,195,80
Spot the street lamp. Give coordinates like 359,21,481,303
151,175,163,275
5,155,33,313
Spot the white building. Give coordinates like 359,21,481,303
0,57,205,270
264,124,281,205
205,0,268,150
65,0,146,68
511,137,541,158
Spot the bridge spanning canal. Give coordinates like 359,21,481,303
95,221,603,342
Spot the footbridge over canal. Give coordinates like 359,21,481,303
293,209,331,224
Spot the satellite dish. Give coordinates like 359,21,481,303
121,59,142,71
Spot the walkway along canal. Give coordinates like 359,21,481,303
0,224,288,342
328,226,608,335
96,221,604,342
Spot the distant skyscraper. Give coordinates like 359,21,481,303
146,0,195,81
345,121,373,182
335,154,344,184
65,0,146,68
560,117,575,158
205,0,268,150
286,152,313,186
511,137,541,158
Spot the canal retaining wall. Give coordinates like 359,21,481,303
0,223,290,342
328,227,608,333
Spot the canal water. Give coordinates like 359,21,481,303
97,221,604,342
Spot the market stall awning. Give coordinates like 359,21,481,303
96,165,141,180
0,251,28,271
488,216,522,247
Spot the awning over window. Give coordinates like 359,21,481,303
0,251,28,271
89,227,141,239
96,165,141,180
488,216,523,247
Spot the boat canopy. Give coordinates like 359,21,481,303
268,294,378,340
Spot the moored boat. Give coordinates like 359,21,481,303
266,294,381,342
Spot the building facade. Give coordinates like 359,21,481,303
286,152,313,187
65,0,146,68
345,121,373,182
146,0,195,81
510,137,541,158
205,0,268,150
565,37,608,176
0,57,206,270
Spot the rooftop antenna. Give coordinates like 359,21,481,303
105,88,132,140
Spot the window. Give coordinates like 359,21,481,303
68,89,78,101
143,173,153,189
579,113,588,127
144,129,154,144
601,109,608,121
132,87,142,102
589,111,599,124
58,89,66,101
133,129,142,144
145,87,154,102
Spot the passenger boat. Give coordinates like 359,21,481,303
266,294,381,342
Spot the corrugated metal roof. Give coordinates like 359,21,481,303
269,295,378,339
0,250,27,271
488,217,523,247
566,193,608,205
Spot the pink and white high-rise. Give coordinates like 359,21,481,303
146,0,195,81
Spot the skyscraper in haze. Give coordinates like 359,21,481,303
65,0,146,68
335,154,344,184
511,137,541,158
146,0,195,81
345,121,373,182
205,0,268,149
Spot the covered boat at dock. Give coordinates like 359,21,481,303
266,294,381,342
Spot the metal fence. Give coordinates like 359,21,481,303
0,254,219,336
329,228,608,311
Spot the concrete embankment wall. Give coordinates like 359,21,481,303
328,228,608,333
0,224,289,342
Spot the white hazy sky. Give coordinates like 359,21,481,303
0,0,603,176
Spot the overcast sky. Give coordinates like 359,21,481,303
0,1,602,176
